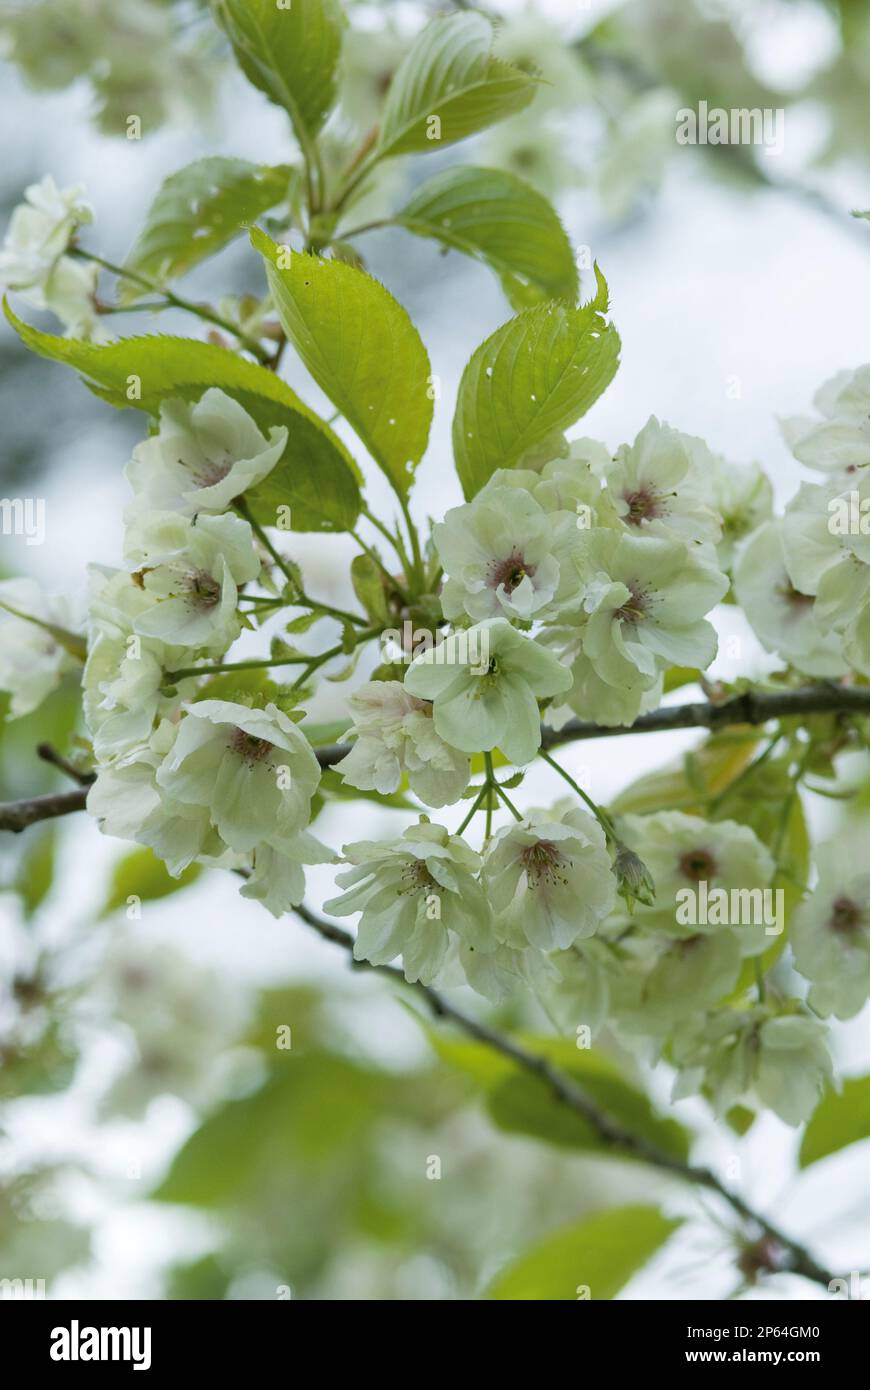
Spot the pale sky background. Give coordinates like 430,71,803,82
1,0,870,1299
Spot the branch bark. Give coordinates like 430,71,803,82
3,684,869,834
293,902,838,1290
541,684,870,748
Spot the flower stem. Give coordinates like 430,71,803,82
456,784,490,836
539,749,617,842
493,780,523,821
71,247,271,363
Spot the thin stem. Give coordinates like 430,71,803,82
71,248,270,363
484,752,495,842
235,498,297,587
237,500,368,628
539,749,617,842
398,493,425,591
771,740,814,866
363,504,411,576
708,732,783,813
164,655,316,683
456,784,490,836
293,901,840,1290
339,218,391,240
493,780,523,821
36,743,94,787
350,528,410,604
754,957,767,1005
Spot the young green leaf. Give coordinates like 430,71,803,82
377,11,537,159
4,302,362,533
212,0,345,141
101,847,201,918
452,271,620,498
252,228,433,500
395,165,579,309
799,1075,870,1168
121,157,294,301
486,1206,682,1300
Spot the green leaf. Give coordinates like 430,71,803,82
121,157,293,300
488,1060,690,1164
13,827,56,917
452,272,620,499
613,731,760,816
431,1033,690,1164
377,11,537,159
101,847,201,917
350,554,390,625
800,1075,870,1168
5,302,361,533
487,1206,682,1300
252,230,433,499
152,1054,391,1207
212,0,345,141
395,166,578,310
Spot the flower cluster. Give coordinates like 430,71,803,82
0,176,103,340
71,387,330,917
3,145,869,1135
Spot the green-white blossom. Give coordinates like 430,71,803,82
404,618,572,765
483,807,615,951
334,681,469,807
323,820,492,984
792,843,870,1020
125,389,287,521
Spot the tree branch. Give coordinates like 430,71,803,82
0,787,89,833
541,684,870,749
4,684,869,834
293,901,838,1290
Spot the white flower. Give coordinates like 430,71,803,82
334,681,469,807
96,934,247,1119
781,365,870,476
710,457,773,571
604,417,721,545
83,566,184,760
125,389,287,521
87,722,219,876
618,810,775,954
577,530,727,688
404,618,572,765
791,843,870,1020
483,807,615,950
672,1007,833,1127
0,578,81,718
323,820,492,984
240,833,335,918
539,941,613,1035
0,175,91,297
125,511,259,653
155,699,321,854
733,520,848,677
434,483,584,624
610,930,742,1038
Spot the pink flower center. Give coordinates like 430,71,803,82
229,727,274,766
679,848,717,882
830,896,863,933
520,838,570,889
489,550,535,594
